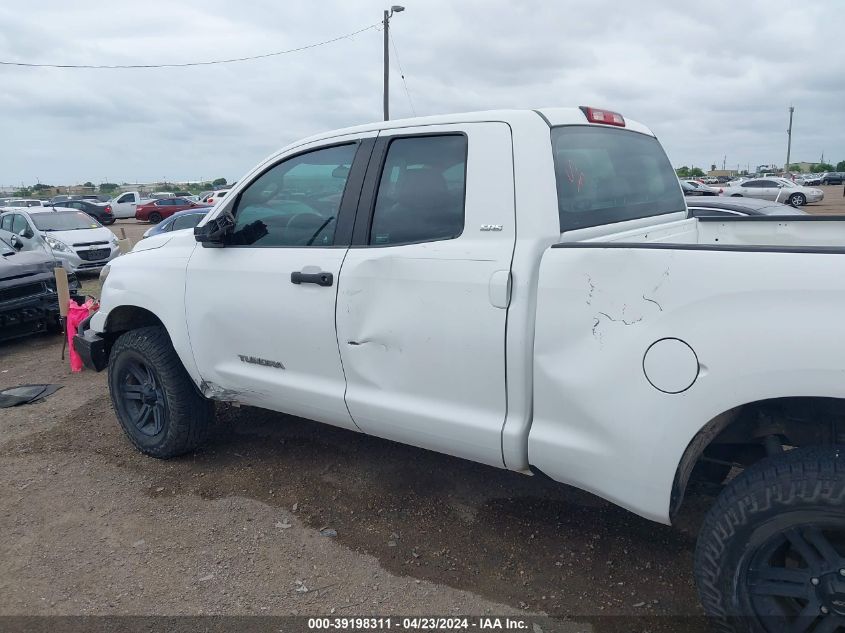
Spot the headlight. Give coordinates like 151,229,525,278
45,236,71,253
110,235,119,246
99,264,111,283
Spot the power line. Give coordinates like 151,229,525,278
388,27,416,116
0,22,379,69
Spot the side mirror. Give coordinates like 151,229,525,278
10,235,23,250
194,211,235,248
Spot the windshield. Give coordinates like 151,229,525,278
30,211,102,231
551,126,685,231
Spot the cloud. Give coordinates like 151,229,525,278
0,0,842,185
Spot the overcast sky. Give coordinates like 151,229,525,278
0,0,843,186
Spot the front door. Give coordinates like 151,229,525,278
185,136,373,431
336,123,516,467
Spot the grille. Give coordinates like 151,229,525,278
77,248,110,261
0,282,44,302
72,240,110,247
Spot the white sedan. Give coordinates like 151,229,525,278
720,177,824,206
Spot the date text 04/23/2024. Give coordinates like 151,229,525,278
307,617,532,630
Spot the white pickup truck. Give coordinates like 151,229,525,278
74,107,845,631
110,191,148,219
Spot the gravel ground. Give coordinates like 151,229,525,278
5,193,845,631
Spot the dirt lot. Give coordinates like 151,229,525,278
3,192,845,630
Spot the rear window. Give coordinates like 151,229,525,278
551,126,685,231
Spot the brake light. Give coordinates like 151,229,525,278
579,106,625,127
105,205,112,214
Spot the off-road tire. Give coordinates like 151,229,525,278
108,326,213,458
694,445,845,632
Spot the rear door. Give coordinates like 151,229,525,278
336,123,515,466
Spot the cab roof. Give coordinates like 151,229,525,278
284,107,655,151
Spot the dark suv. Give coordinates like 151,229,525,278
821,172,845,185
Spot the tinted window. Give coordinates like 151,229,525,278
551,126,684,231
742,181,763,188
758,180,778,187
230,143,357,247
117,194,133,203
370,135,466,245
171,213,205,231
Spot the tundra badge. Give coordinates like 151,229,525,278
238,355,285,369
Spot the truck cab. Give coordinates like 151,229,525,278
110,191,145,219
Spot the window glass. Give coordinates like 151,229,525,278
11,214,28,234
30,211,100,231
171,213,204,231
370,135,467,245
117,194,132,203
230,143,357,247
551,126,685,231
0,215,9,230
742,181,762,188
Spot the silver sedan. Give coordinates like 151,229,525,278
720,177,824,206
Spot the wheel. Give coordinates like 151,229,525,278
148,212,163,224
694,446,845,632
102,218,115,226
789,193,807,207
108,326,213,458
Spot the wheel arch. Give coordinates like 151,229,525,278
670,396,845,519
104,304,165,334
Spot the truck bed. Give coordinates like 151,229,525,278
528,214,845,522
581,214,845,250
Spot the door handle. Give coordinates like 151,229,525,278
290,270,333,287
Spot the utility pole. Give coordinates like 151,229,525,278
722,155,726,170
785,105,794,170
383,5,405,121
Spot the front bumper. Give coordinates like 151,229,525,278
0,274,80,342
0,294,58,341
72,314,109,371
56,245,120,274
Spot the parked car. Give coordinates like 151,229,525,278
52,199,115,225
5,199,47,208
149,191,176,200
0,228,80,341
134,197,209,224
720,177,823,206
800,174,823,186
681,180,718,196
75,105,845,630
683,180,722,195
142,207,211,239
686,196,808,217
821,172,845,185
0,208,119,273
204,189,230,205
